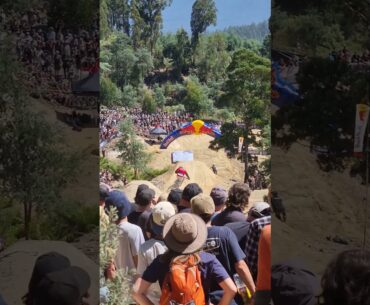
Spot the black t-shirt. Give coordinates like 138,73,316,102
211,207,246,226
205,226,246,292
177,205,191,213
128,209,152,240
225,221,251,251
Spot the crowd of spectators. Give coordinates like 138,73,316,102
0,5,99,112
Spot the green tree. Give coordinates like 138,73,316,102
117,119,150,178
190,0,217,47
154,84,166,109
173,28,192,78
100,0,110,39
182,77,213,116
131,0,173,53
212,49,270,182
122,85,139,108
193,33,231,83
141,89,157,113
101,75,122,106
107,0,130,35
131,48,154,86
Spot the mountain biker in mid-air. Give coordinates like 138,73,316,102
175,166,190,180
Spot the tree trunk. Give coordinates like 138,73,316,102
24,202,32,240
244,142,249,183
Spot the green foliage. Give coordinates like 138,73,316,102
139,166,171,181
273,57,369,172
182,77,214,116
100,157,134,182
101,75,122,106
260,34,271,58
193,33,231,83
191,0,217,47
117,119,151,178
131,0,173,52
100,208,133,305
121,85,139,108
154,84,166,109
141,89,157,113
224,21,269,41
31,202,98,242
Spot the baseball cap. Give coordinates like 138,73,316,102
34,266,91,305
151,201,176,236
210,187,227,206
271,260,320,305
168,188,182,205
105,190,132,219
249,202,271,218
182,183,203,202
136,188,155,207
99,183,110,201
28,252,71,292
191,193,215,216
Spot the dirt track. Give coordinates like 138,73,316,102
272,143,370,274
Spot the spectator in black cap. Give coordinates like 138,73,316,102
33,266,91,305
106,190,144,274
271,259,320,305
22,252,91,305
129,188,156,240
177,183,203,213
320,249,370,305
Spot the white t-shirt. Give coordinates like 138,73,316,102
137,239,167,305
115,222,145,274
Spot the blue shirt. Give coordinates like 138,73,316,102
142,251,230,302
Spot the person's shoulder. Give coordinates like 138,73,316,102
140,239,166,253
199,251,218,263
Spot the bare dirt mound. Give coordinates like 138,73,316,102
122,180,162,203
273,143,370,274
152,160,226,194
0,240,99,305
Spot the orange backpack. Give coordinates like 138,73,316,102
159,254,206,305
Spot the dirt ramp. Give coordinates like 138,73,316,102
0,240,99,305
121,180,163,203
152,161,227,194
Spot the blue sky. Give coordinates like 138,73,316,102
162,0,271,34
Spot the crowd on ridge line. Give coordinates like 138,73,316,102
100,106,223,146
0,6,99,112
98,181,370,305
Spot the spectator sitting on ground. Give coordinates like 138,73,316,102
132,213,238,305
211,183,250,226
320,249,370,305
128,188,156,240
190,193,256,305
209,186,228,222
105,190,144,276
177,183,203,213
136,201,176,305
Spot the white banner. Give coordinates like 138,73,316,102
354,104,370,154
238,137,244,153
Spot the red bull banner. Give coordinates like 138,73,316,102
354,104,370,156
160,120,221,149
